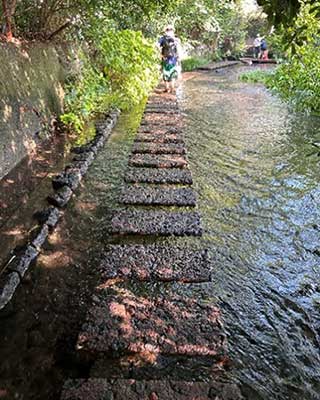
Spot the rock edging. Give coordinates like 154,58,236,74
0,110,120,313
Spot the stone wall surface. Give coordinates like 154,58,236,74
0,42,73,179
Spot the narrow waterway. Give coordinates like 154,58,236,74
178,67,320,400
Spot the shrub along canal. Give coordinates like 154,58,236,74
177,66,320,399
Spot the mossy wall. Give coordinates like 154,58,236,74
0,42,70,179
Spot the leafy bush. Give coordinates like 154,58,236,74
181,56,212,71
240,69,274,84
61,30,159,133
268,1,320,114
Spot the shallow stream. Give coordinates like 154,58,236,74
178,66,320,400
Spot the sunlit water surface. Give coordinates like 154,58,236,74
176,67,320,400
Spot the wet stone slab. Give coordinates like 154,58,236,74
99,245,211,283
125,168,193,185
144,107,179,114
132,143,186,155
120,186,196,207
142,113,181,124
61,379,243,400
138,126,182,135
129,154,188,169
111,211,202,236
135,133,184,144
77,282,225,358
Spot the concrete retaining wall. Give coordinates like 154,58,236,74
0,42,70,179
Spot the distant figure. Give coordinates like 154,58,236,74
253,34,261,58
260,38,268,60
159,25,180,93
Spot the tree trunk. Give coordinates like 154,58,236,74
2,0,13,40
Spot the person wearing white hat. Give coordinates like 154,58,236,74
159,25,180,93
253,34,261,58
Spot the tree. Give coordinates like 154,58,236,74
1,0,17,40
256,0,319,27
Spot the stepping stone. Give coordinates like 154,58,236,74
135,133,184,144
77,283,225,358
143,114,181,123
120,186,196,207
99,245,211,283
132,143,186,155
125,168,193,185
61,379,243,400
139,125,182,134
111,211,202,236
141,120,183,128
144,108,179,114
129,154,188,169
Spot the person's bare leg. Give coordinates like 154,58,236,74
170,79,175,93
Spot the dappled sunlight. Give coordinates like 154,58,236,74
38,250,73,269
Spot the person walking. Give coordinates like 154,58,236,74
253,34,261,59
260,38,268,60
159,25,180,93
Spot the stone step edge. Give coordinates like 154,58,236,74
61,378,243,400
111,211,203,237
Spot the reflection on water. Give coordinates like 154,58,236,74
178,67,320,400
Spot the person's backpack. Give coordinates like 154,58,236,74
161,35,178,58
261,40,267,51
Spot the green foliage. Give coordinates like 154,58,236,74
256,0,319,27
239,69,274,84
181,56,212,71
169,0,247,58
61,30,159,133
268,1,320,114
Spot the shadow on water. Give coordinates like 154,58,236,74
177,66,320,400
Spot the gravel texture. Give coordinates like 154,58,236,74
77,283,225,357
111,211,202,236
120,186,196,207
124,168,193,185
99,245,211,283
129,154,188,169
61,379,243,400
135,133,184,144
132,143,186,155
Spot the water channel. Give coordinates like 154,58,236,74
1,65,320,400
177,66,320,400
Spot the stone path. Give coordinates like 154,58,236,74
62,379,241,400
98,245,211,282
112,210,202,236
120,186,196,206
124,168,193,185
61,90,243,399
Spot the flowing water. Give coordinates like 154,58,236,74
176,67,320,400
